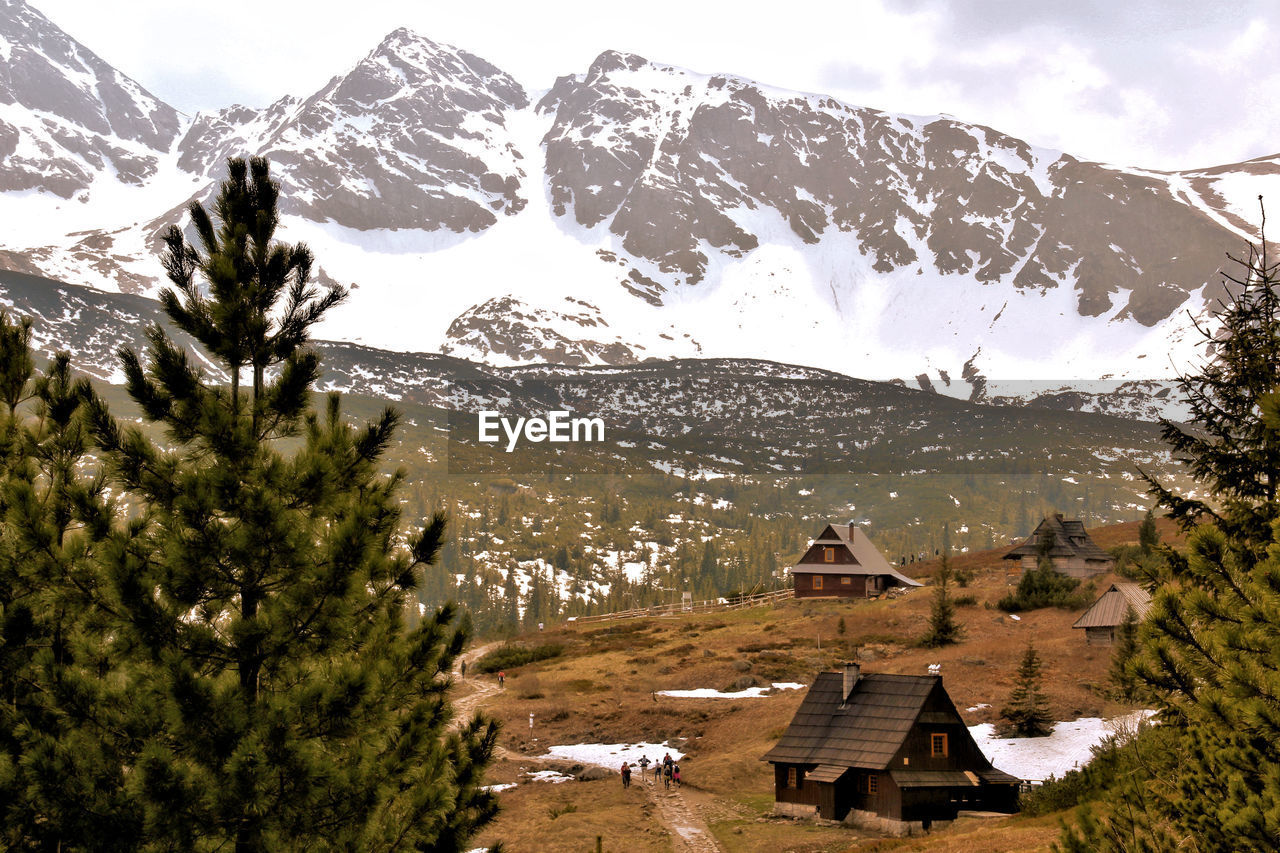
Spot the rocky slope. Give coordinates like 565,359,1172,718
0,0,180,197
0,0,1269,401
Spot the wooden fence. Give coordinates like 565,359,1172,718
568,587,793,626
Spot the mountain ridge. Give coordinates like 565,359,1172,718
0,0,1269,400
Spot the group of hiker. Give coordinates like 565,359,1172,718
621,753,680,790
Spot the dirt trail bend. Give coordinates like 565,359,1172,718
452,643,724,850
451,641,501,724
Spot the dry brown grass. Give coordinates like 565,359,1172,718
469,520,1164,851
848,812,1061,852
469,772,675,852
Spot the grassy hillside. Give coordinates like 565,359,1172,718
462,519,1174,852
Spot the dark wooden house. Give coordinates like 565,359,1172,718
762,664,1020,834
1003,513,1113,578
1072,582,1152,645
790,524,921,598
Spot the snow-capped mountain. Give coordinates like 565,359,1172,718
0,0,1267,400
0,0,180,196
176,28,529,231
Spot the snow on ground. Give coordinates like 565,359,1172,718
524,770,573,784
970,711,1155,782
540,741,684,768
657,683,805,699
481,783,517,793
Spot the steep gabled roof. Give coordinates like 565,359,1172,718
792,524,922,586
761,672,938,769
1073,582,1152,629
1003,514,1112,562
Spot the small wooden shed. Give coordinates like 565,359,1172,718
1072,582,1152,645
789,524,921,598
762,664,1020,835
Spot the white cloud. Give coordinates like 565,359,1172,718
27,0,1280,169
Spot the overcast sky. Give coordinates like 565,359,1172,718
33,0,1280,170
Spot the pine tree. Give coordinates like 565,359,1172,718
921,555,962,648
999,642,1053,737
0,318,141,850
86,158,499,851
1137,508,1159,555
1142,227,1280,553
503,563,519,626
1062,221,1280,851
1107,606,1140,702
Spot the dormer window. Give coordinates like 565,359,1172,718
931,733,948,757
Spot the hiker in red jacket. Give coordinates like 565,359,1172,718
620,762,631,789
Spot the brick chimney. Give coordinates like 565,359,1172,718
842,662,861,700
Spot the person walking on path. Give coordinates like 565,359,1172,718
673,764,681,787
637,755,650,779
653,760,661,784
620,762,631,789
663,762,672,789
460,659,466,678
498,670,505,688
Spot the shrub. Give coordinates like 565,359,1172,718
1020,770,1096,816
473,642,564,673
997,561,1088,612
547,802,578,820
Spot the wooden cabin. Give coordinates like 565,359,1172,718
1003,513,1113,578
790,524,921,598
1072,582,1152,645
763,664,1020,835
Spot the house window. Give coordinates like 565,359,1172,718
867,773,878,794
824,547,835,562
787,767,797,788
813,576,823,590
931,733,948,757
841,576,851,585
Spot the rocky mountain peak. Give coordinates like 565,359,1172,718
0,0,181,196
347,27,528,111
585,49,650,82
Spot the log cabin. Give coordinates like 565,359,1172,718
1003,513,1114,578
762,664,1020,835
789,523,921,598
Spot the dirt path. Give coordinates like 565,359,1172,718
637,771,725,853
454,644,724,850
452,641,501,724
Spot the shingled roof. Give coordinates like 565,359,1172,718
761,672,939,769
1073,582,1152,629
793,524,923,586
1003,513,1111,562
